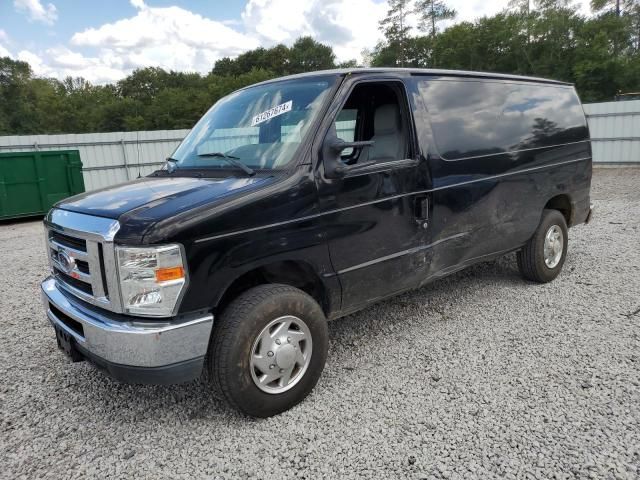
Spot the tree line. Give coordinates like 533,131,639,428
1,0,639,136
373,0,640,101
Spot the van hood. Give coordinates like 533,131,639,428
57,174,273,221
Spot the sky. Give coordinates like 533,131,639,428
0,0,593,84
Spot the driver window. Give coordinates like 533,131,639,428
335,109,357,157
336,82,410,165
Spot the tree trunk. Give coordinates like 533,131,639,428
431,0,436,38
400,5,405,67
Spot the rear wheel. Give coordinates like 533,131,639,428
517,209,568,283
208,284,328,417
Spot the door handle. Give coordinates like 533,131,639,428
414,195,429,229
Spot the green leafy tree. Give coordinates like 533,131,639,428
117,67,170,103
508,0,534,45
591,1,640,52
525,2,582,80
211,57,239,76
428,22,477,69
146,87,209,129
414,0,457,38
288,37,336,73
264,44,291,74
633,4,640,51
337,59,360,68
379,0,412,66
590,0,637,16
211,39,333,77
509,0,532,14
206,68,277,104
0,57,36,133
434,13,530,73
573,11,638,99
1,26,639,136
534,0,573,10
96,97,143,132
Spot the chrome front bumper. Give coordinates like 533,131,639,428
41,276,213,383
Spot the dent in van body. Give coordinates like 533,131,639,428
414,76,591,280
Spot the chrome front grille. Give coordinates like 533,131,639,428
49,239,96,295
49,230,87,251
44,209,123,313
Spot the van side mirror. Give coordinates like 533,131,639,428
322,135,375,178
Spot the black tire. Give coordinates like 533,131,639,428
208,284,328,417
517,209,568,283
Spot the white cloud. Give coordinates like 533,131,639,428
17,50,46,72
70,2,258,76
242,0,387,61
47,46,94,69
0,30,10,58
16,47,123,83
14,0,58,25
55,0,387,83
0,44,11,58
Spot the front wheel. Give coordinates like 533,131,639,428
517,209,568,283
208,284,328,417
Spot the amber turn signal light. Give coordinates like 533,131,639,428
155,266,185,282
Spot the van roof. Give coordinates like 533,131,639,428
253,68,572,87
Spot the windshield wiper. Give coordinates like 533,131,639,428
197,152,255,176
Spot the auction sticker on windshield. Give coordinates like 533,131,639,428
251,100,293,126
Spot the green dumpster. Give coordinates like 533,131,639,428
0,150,85,220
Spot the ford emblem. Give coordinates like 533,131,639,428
58,249,76,275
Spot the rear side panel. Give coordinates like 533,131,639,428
412,76,591,276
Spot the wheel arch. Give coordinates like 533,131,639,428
544,194,573,226
213,260,330,316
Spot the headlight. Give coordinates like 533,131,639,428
116,244,187,317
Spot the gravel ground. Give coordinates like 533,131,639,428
1,167,639,480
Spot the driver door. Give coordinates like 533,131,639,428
315,76,432,313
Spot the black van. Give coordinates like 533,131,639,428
41,68,593,417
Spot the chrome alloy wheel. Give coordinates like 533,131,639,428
250,315,312,394
543,224,564,268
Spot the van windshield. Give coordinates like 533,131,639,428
171,76,338,171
